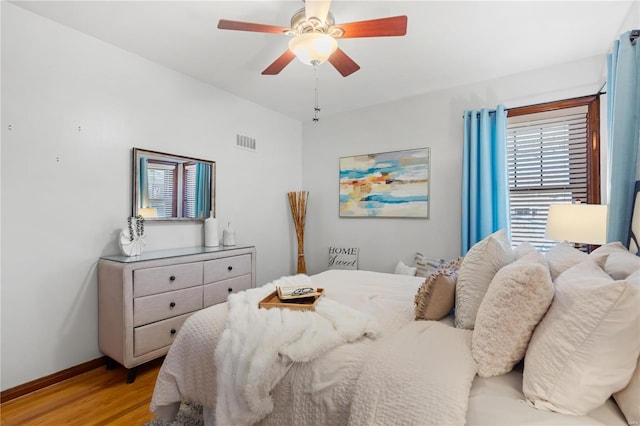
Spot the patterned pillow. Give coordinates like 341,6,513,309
472,250,553,377
455,229,514,329
414,258,462,321
414,253,445,278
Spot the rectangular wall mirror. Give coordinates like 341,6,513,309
132,148,215,221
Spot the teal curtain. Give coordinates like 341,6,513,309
195,163,211,219
607,31,640,243
139,157,149,209
461,106,510,254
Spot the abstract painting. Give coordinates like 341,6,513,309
339,148,430,218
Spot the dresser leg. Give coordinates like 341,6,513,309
105,357,116,370
126,367,138,384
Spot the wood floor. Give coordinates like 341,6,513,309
0,359,163,425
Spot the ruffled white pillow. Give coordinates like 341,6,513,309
455,229,514,329
472,251,553,377
523,258,640,415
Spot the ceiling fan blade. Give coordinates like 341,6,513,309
334,15,407,38
262,50,297,75
305,0,332,23
218,19,291,35
328,48,360,77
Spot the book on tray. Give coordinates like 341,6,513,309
277,285,322,301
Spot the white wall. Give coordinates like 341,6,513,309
301,55,607,275
2,1,631,392
1,3,302,390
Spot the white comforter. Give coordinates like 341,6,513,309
150,269,626,426
349,321,476,425
215,276,380,425
152,270,475,425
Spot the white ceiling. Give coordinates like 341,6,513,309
10,1,636,122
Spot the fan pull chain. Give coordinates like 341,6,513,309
313,66,320,123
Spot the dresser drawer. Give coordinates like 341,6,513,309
204,255,252,283
134,286,203,327
99,246,255,375
203,275,252,308
134,262,203,297
134,312,192,357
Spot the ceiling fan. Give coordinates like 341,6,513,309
217,0,407,77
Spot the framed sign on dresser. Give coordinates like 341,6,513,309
98,245,256,383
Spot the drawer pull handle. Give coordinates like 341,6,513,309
169,302,176,308
227,266,233,271
228,287,233,293
170,328,177,335
169,276,176,282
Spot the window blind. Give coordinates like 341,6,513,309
507,106,588,251
147,162,177,218
183,164,197,218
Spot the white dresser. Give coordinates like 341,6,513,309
98,245,256,382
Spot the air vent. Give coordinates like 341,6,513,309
236,134,256,151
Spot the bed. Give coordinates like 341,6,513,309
150,182,640,425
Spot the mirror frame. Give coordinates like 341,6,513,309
132,147,215,222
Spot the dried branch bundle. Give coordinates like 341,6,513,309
288,191,309,273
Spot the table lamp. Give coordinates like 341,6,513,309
545,203,608,245
138,207,158,218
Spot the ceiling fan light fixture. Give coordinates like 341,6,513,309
288,32,338,66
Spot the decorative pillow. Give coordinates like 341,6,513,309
414,253,445,278
544,242,587,281
472,250,553,377
394,260,417,276
523,258,640,415
455,229,514,329
590,242,640,280
614,354,640,426
513,241,537,259
414,258,462,321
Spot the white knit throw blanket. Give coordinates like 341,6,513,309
214,275,379,426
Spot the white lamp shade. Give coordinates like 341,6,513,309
138,207,158,218
288,33,338,66
545,204,608,245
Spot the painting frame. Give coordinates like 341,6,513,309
339,147,430,218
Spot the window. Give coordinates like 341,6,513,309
146,160,178,217
183,163,197,218
507,96,600,251
134,148,214,220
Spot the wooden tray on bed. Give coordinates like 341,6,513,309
258,288,324,311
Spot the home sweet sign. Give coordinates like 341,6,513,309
328,246,359,270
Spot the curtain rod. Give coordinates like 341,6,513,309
598,81,607,95
462,93,603,119
631,29,639,45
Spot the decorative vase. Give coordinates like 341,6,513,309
223,222,236,246
288,191,308,273
118,216,146,257
204,211,219,247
